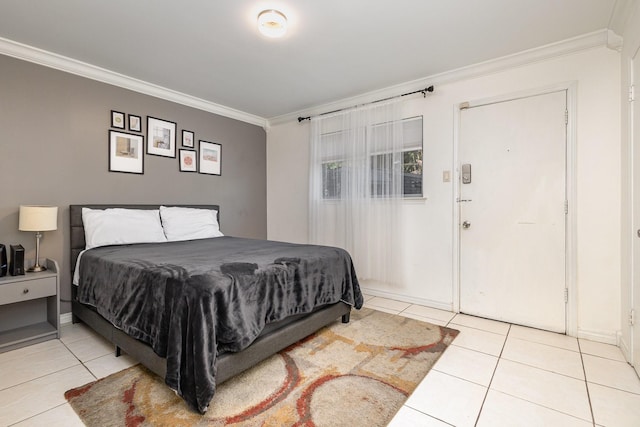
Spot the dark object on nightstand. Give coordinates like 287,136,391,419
9,244,24,276
0,244,6,277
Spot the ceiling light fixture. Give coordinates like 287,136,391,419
257,9,287,38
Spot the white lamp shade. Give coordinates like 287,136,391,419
19,205,58,232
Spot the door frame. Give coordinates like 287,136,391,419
630,45,640,371
452,82,578,336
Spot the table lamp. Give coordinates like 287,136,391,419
18,205,58,272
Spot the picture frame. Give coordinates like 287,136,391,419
199,141,221,176
182,130,195,148
147,116,177,158
111,110,125,129
109,130,144,174
128,114,142,132
179,149,197,172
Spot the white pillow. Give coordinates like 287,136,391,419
160,206,223,242
82,208,167,249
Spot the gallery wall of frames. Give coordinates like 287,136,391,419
109,110,222,176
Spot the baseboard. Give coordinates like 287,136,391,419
60,312,73,325
359,286,453,312
577,327,618,345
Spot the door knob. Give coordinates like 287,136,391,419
462,221,471,229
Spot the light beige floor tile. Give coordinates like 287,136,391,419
450,313,510,335
365,296,412,312
589,382,640,427
0,340,80,391
477,389,593,427
12,403,84,427
583,354,640,394
402,305,456,323
433,345,498,387
388,405,452,426
448,324,507,357
399,311,448,327
0,365,95,426
85,353,138,379
491,359,591,421
509,324,579,352
0,339,60,363
501,337,584,379
63,333,115,362
59,322,96,345
405,371,486,427
579,339,626,362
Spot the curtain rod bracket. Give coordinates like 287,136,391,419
421,85,434,97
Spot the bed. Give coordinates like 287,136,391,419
69,204,363,413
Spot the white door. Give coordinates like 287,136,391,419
632,48,640,374
459,91,567,332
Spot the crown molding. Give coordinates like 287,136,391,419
0,29,611,130
0,37,268,129
268,29,610,126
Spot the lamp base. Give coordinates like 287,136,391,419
27,264,47,273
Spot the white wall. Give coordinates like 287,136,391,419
267,45,621,342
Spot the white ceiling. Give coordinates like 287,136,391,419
0,0,623,121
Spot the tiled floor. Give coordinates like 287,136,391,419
0,323,136,427
1,295,639,426
363,295,640,427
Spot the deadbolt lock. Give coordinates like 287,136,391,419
462,221,471,229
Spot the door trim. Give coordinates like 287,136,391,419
629,45,640,370
452,82,577,336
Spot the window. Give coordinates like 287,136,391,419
370,148,423,197
322,161,343,199
402,148,423,197
320,116,423,199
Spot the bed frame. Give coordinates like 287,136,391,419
69,204,351,384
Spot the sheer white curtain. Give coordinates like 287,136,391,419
309,100,404,286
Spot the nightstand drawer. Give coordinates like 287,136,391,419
0,277,56,305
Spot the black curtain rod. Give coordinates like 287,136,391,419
297,85,434,123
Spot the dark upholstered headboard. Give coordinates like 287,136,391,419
69,204,220,277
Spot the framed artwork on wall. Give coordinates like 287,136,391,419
179,149,197,172
199,141,221,176
128,114,142,132
111,110,125,129
109,130,144,174
182,130,194,148
147,116,177,158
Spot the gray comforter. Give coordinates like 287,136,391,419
76,236,363,413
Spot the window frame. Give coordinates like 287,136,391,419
319,116,424,200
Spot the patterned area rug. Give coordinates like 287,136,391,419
65,308,458,426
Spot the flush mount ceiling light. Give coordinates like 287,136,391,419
257,9,287,38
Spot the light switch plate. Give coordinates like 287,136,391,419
443,170,451,182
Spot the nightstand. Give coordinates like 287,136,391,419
0,258,60,353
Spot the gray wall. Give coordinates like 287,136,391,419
0,54,267,314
